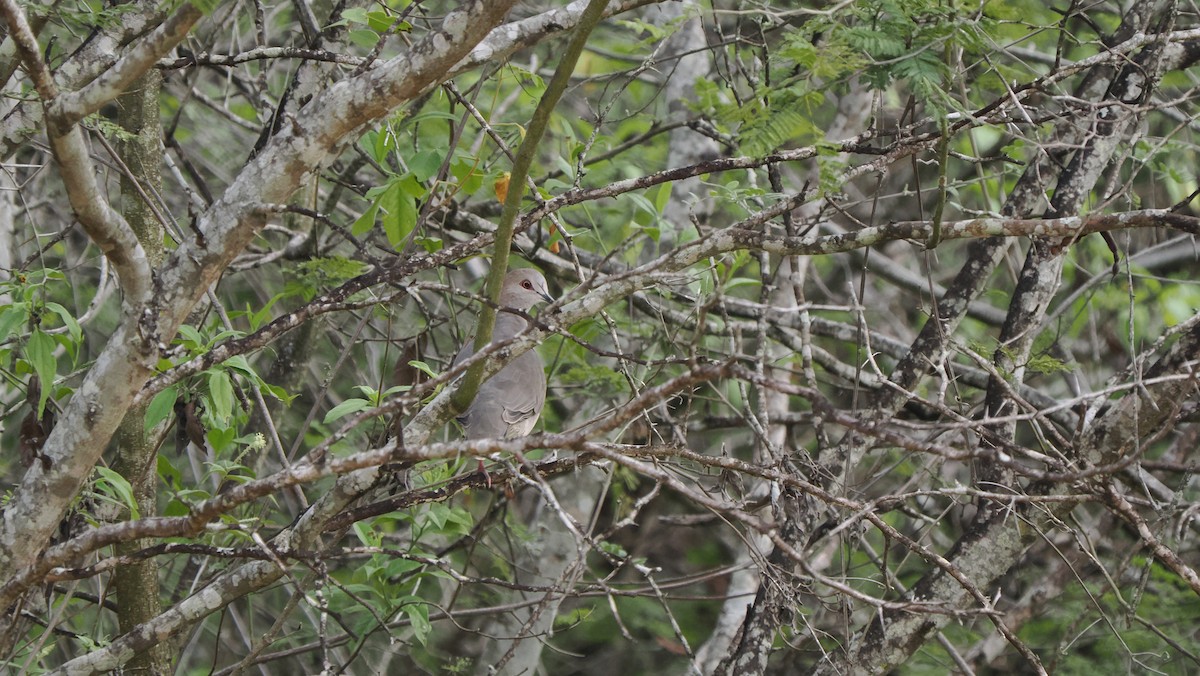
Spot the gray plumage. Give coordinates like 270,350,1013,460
453,269,554,439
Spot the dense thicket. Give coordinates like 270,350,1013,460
2,0,1199,673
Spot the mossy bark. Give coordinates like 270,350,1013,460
110,67,172,674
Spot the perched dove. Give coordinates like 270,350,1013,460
453,268,554,439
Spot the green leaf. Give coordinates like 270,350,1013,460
422,503,472,535
553,155,574,180
341,7,369,24
223,355,258,380
381,181,416,248
385,557,423,578
724,277,760,292
352,202,380,237
207,425,236,452
261,382,295,403
25,330,56,417
381,385,410,397
561,363,625,397
43,304,81,343
295,257,370,284
407,360,439,379
597,540,628,558
356,129,389,164
0,302,28,341
366,10,397,33
401,600,431,646
844,26,907,58
350,200,376,237
627,192,658,219
415,236,442,253
209,329,243,343
409,150,443,183
395,172,425,198
94,466,140,519
176,325,205,349
144,386,179,432
207,370,235,424
554,605,595,630
324,398,371,424
353,521,381,547
652,183,672,215
441,506,473,535
354,384,381,402
407,110,460,124
613,18,667,42
347,28,379,49
450,159,484,195
163,498,190,517
247,295,282,331
157,454,182,488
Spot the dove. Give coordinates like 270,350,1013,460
453,268,554,439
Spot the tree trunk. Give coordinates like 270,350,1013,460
109,68,171,675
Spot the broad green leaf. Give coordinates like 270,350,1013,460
425,503,450,530
207,369,234,424
415,236,442,253
367,10,398,33
341,7,369,24
352,202,380,236
354,384,381,401
613,18,667,41
261,382,295,403
381,384,410,396
0,302,28,341
223,355,257,379
407,360,438,379
409,150,443,183
209,329,243,343
381,181,416,248
627,192,658,218
553,155,574,180
25,330,56,416
396,172,425,198
324,397,371,424
95,466,140,519
353,521,381,547
176,325,205,348
356,130,384,163
450,159,484,195
44,302,82,343
407,110,460,124
157,454,182,488
247,294,282,331
385,558,423,577
163,499,190,517
206,425,236,452
373,127,395,164
652,183,672,215
144,385,179,432
724,277,760,292
401,600,431,646
347,28,379,49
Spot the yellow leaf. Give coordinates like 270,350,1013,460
493,172,511,203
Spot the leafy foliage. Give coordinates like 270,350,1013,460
2,0,1199,674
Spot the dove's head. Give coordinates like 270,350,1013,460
499,268,554,311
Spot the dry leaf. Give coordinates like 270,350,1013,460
493,172,511,203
